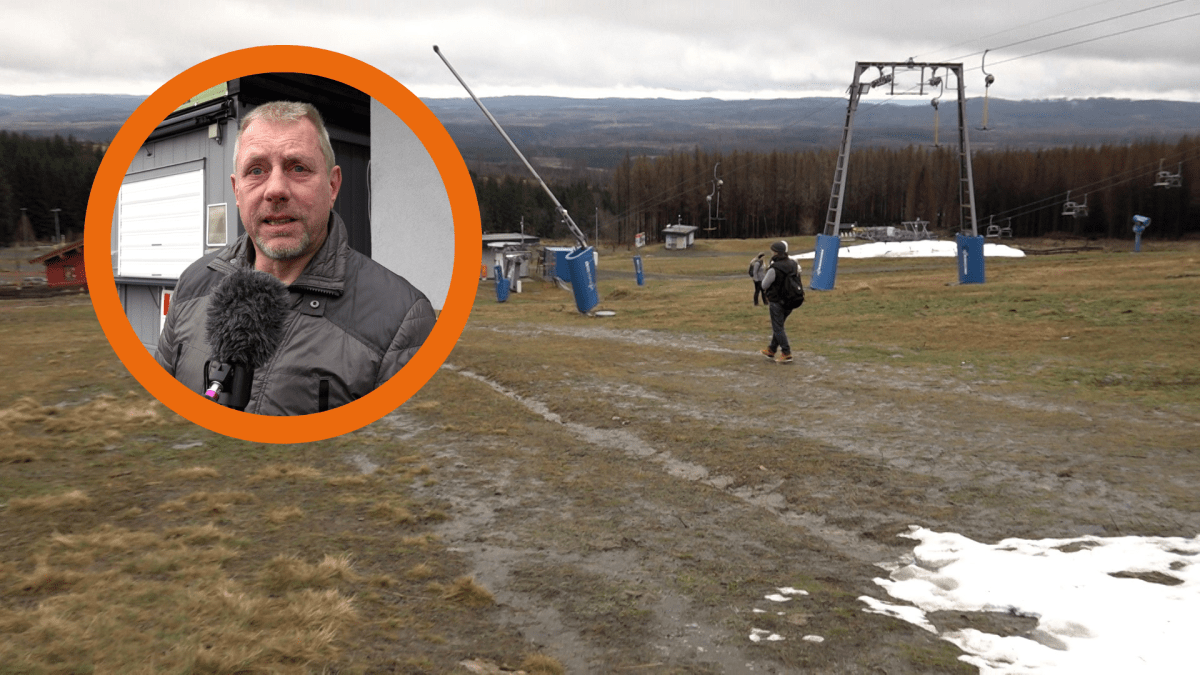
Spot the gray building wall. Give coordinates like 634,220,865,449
119,283,169,349
368,99,455,311
115,118,237,352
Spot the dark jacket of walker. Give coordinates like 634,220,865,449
762,255,799,304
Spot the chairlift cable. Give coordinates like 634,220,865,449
911,0,1123,60
986,10,1200,68
946,0,1195,65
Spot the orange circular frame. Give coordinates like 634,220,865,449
85,46,480,443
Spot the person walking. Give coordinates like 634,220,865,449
759,240,801,363
749,252,766,306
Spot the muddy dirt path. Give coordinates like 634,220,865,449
383,322,1198,673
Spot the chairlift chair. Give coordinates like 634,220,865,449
979,51,995,131
1154,159,1182,188
705,162,724,231
929,68,944,147
999,218,1013,238
1062,191,1088,218
985,215,1001,238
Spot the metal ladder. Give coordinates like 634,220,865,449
824,64,867,237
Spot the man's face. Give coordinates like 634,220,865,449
231,117,342,263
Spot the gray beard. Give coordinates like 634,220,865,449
255,230,311,261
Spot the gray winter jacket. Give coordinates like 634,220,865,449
155,210,436,415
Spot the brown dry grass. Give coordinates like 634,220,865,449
0,297,527,672
248,463,323,483
441,575,496,607
166,466,221,480
0,522,355,674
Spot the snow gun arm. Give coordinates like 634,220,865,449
434,45,588,249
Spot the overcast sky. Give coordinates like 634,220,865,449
2,0,1198,102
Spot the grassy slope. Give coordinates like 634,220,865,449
1,238,1196,673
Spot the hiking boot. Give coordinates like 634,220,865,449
777,352,794,363
760,348,776,359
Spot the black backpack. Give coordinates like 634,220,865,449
772,264,805,309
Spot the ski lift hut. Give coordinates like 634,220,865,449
482,232,539,280
662,220,700,250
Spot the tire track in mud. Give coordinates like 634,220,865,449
404,363,907,672
394,376,772,673
442,362,897,565
470,323,1200,542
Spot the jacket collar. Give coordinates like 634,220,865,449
213,210,348,296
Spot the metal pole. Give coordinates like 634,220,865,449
954,64,979,237
50,208,61,243
434,45,588,249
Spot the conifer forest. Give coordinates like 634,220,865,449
0,132,104,246
477,138,1198,245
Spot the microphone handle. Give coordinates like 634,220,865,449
203,360,254,412
204,361,233,400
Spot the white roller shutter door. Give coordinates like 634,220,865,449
118,169,204,279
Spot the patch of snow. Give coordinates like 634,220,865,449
795,240,1025,260
749,628,785,643
862,526,1200,673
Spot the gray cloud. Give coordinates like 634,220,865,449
1,0,1197,101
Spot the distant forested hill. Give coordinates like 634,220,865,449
1,93,1196,165
423,96,1200,170
0,94,146,143
2,94,1195,243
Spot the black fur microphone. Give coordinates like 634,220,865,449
202,268,289,411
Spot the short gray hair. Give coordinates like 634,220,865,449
233,101,336,175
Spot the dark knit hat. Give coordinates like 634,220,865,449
770,241,788,254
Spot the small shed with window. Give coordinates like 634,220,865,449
662,223,699,250
30,239,87,289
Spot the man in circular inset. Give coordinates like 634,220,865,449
156,101,435,415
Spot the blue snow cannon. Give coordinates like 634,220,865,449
1132,215,1150,253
